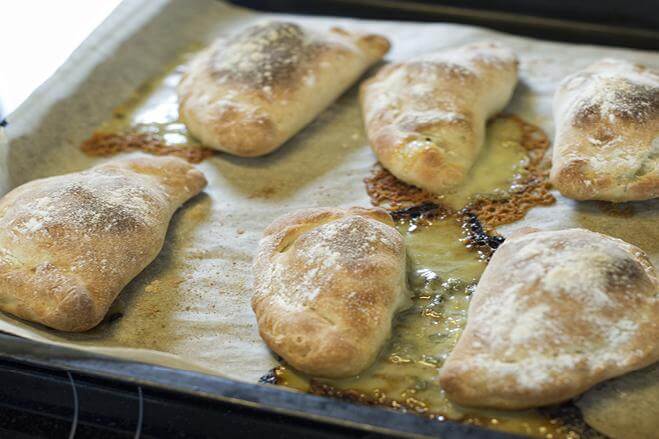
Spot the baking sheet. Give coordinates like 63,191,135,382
1,0,657,434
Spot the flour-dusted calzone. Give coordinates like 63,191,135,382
178,21,390,157
551,59,659,201
252,207,408,378
360,41,518,194
0,156,207,331
440,228,658,410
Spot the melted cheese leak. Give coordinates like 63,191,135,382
439,118,528,209
276,219,589,438
325,219,482,419
276,122,584,437
82,59,215,162
363,114,554,227
102,64,194,144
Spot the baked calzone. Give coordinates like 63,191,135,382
360,41,518,194
252,207,408,378
178,21,390,157
551,58,659,201
0,156,207,331
440,228,658,409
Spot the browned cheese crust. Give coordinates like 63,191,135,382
0,156,207,331
360,41,518,194
252,207,409,378
178,21,390,157
551,58,659,201
440,228,659,410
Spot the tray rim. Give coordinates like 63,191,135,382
0,333,522,439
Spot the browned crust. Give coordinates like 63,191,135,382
551,155,659,202
263,206,394,236
330,27,390,60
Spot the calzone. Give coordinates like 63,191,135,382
360,41,518,194
0,156,207,332
178,21,390,157
252,207,408,378
440,228,658,410
551,58,659,201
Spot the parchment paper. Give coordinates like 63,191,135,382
1,0,657,435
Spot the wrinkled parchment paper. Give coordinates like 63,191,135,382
1,0,657,435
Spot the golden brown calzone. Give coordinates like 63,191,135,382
0,156,206,331
440,228,658,409
551,58,659,201
252,207,408,378
360,41,518,194
178,21,390,157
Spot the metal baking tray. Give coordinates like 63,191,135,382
0,333,515,438
1,1,657,437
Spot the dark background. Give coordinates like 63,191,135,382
232,0,659,49
236,0,659,30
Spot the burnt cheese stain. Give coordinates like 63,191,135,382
390,202,446,221
258,368,280,385
461,211,505,260
81,131,215,164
